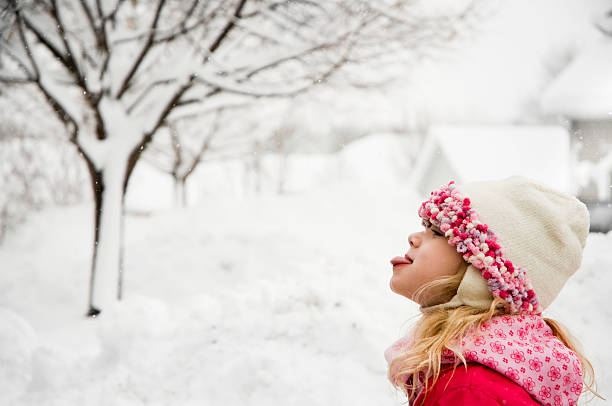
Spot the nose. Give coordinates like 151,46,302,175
408,231,422,248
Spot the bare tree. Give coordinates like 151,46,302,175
270,124,295,194
146,110,226,207
167,120,212,208
0,0,483,316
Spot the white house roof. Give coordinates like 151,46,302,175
540,38,612,120
411,125,571,193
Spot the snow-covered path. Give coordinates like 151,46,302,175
0,182,609,405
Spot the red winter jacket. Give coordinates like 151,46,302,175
414,363,540,406
386,315,583,405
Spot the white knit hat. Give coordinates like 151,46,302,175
419,176,589,314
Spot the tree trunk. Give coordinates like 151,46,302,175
86,158,129,316
277,153,287,195
174,177,187,208
116,141,147,303
254,155,261,195
117,190,126,301
87,167,104,317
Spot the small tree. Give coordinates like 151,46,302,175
146,109,228,207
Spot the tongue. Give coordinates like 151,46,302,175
391,256,411,265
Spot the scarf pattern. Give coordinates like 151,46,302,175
385,315,583,406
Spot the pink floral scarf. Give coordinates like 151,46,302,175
385,314,583,406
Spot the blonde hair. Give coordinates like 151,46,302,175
388,271,601,403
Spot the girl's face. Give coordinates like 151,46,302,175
390,221,467,306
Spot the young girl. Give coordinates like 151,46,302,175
385,177,600,406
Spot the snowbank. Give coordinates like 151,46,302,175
0,134,609,405
0,177,609,405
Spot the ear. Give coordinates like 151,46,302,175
420,265,493,313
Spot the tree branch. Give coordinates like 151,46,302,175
115,0,167,99
152,0,199,44
183,112,219,181
144,74,196,140
126,78,177,114
595,22,612,37
0,42,35,79
104,0,127,25
206,0,247,57
46,0,105,112
79,0,98,43
12,5,39,79
0,75,33,84
243,6,317,44
124,74,196,191
21,15,69,67
241,0,325,19
240,42,333,80
195,74,313,98
231,17,293,46
152,6,222,45
90,0,111,83
168,100,251,122
15,13,79,134
50,0,85,83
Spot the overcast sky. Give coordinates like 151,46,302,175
286,0,610,138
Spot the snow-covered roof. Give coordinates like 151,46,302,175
411,125,571,193
540,38,612,120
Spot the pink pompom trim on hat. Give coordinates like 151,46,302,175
419,181,541,314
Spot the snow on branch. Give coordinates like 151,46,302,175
115,0,168,99
230,17,296,47
1,0,483,161
167,99,252,122
0,42,35,80
195,73,313,98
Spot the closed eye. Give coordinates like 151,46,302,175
422,220,444,236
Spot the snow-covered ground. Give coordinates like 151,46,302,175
0,138,609,405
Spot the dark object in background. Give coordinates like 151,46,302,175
585,200,612,233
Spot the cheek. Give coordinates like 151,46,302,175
428,243,464,276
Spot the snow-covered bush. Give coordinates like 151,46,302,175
0,121,86,243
